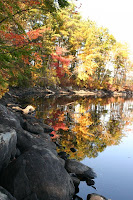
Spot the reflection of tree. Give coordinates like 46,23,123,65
29,96,133,161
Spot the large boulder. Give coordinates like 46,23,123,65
65,159,96,179
0,148,75,200
20,114,54,133
21,120,44,135
16,129,57,155
0,186,16,200
0,126,17,172
87,193,108,200
0,104,21,130
20,114,53,134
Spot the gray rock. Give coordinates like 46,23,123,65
87,193,108,200
20,115,44,135
15,148,21,158
23,193,39,200
22,121,44,134
0,186,16,200
0,148,75,200
0,104,21,130
0,127,17,172
20,115,53,133
73,194,83,200
58,151,70,160
65,159,96,179
58,157,66,167
17,129,57,155
42,123,54,133
0,104,55,154
70,173,80,187
86,178,95,186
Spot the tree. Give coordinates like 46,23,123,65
0,0,70,94
0,0,131,96
75,22,116,89
112,42,130,91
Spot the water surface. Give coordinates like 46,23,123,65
21,95,133,200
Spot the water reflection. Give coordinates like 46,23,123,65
19,95,133,200
29,96,133,161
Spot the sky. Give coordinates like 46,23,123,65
76,0,133,60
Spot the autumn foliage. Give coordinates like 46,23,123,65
0,0,132,96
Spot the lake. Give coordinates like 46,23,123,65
20,95,133,200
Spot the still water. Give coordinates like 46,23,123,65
22,95,133,200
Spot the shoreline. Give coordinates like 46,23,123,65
2,86,133,100
0,87,132,200
0,87,109,200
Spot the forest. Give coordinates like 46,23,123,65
0,0,133,98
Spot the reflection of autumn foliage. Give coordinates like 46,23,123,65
32,96,133,161
53,122,69,131
35,106,69,139
72,113,94,142
50,131,60,139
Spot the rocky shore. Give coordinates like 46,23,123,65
2,86,132,100
0,88,113,200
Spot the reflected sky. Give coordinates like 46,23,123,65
79,131,133,200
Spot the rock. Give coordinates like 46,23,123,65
20,114,45,135
42,124,54,133
23,105,35,114
58,157,65,167
58,151,70,160
22,121,44,135
0,186,16,200
0,102,77,200
0,126,17,172
70,173,80,187
17,129,57,155
0,92,18,106
12,106,23,112
86,178,95,186
0,104,52,154
20,115,53,134
12,105,35,115
73,194,83,200
65,159,96,179
0,104,21,130
23,193,39,200
0,102,57,154
87,193,108,200
15,148,21,158
75,186,79,194
0,148,75,200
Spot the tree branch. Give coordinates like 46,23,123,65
0,8,34,24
